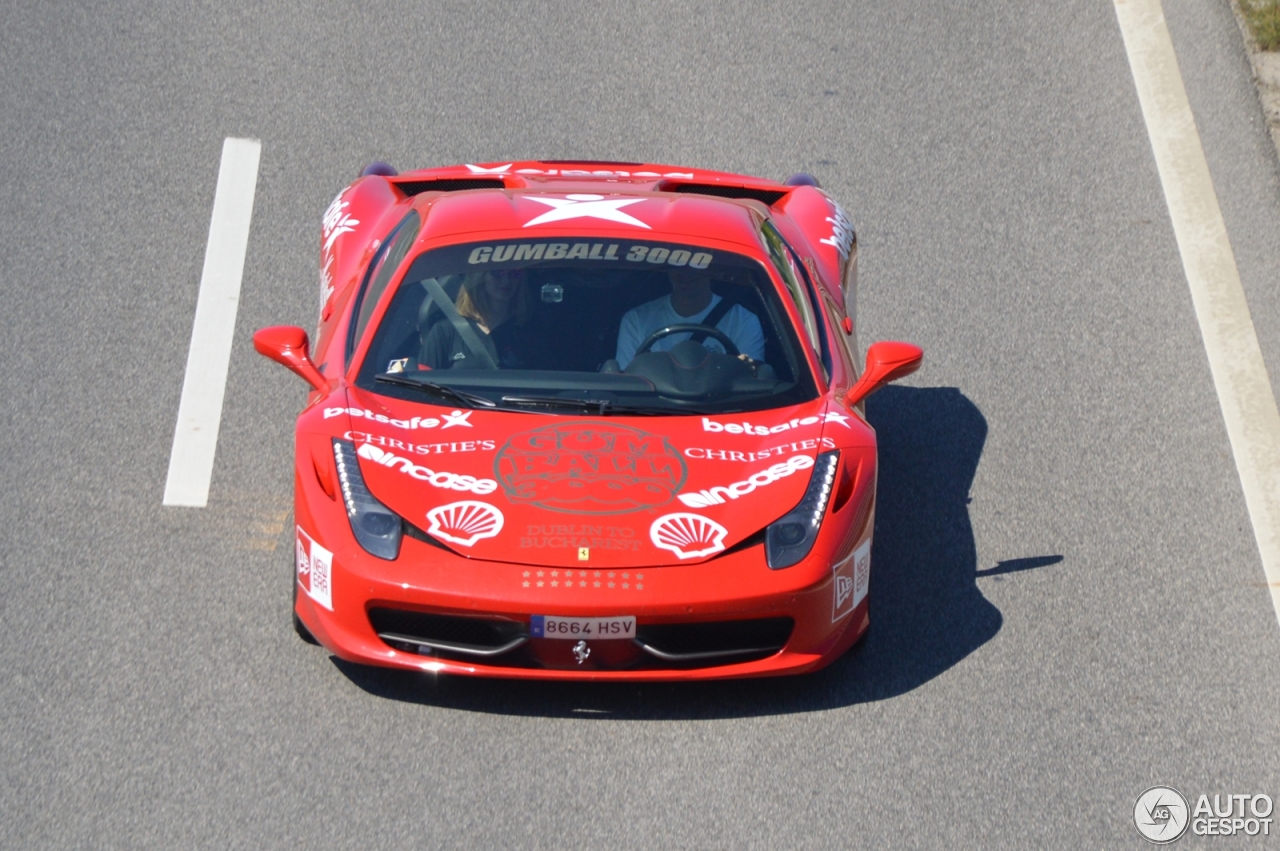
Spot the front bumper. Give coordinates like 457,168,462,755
296,532,869,682
293,452,873,680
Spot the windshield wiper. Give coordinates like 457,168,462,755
376,374,496,408
499,395,691,416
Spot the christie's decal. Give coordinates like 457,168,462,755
677,455,813,508
344,432,495,456
425,501,504,547
649,513,728,559
325,407,473,429
495,423,686,514
684,437,834,462
296,527,333,611
357,443,498,495
700,413,848,435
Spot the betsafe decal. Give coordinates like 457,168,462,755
495,422,686,515
701,412,849,435
819,199,855,262
325,407,473,430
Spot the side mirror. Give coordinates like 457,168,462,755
846,341,923,407
253,326,329,393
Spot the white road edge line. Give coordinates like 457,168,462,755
1114,0,1280,624
163,137,262,507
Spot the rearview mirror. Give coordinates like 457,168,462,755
845,341,923,407
253,326,329,393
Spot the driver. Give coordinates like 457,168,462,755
615,269,765,369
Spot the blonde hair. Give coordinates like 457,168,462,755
457,271,530,325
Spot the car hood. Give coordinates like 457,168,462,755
328,387,850,567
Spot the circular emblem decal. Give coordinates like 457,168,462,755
495,422,686,514
1134,786,1189,844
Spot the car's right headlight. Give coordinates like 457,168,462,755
765,450,838,569
332,439,403,560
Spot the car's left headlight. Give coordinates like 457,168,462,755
332,439,403,560
765,450,839,569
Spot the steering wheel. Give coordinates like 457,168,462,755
635,323,740,357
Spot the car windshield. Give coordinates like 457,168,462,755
355,238,820,414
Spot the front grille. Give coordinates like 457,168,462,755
392,178,506,196
635,618,793,665
369,609,793,670
369,608,525,659
661,182,787,206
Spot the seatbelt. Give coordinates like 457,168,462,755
688,297,734,346
422,278,498,369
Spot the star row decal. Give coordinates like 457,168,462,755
521,569,645,590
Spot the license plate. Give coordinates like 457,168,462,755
530,615,636,639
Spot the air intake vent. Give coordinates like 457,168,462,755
663,183,787,206
393,178,505,196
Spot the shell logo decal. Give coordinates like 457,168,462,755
426,501,504,547
649,513,728,560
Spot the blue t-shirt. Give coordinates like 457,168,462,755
615,294,765,368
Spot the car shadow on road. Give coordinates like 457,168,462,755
334,385,1003,718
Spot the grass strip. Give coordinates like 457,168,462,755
1241,0,1280,51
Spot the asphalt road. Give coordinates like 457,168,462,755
3,1,1280,848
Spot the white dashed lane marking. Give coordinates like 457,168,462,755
1115,0,1280,624
163,137,261,507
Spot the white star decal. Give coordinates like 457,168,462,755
523,194,650,229
824,411,851,428
441,409,473,429
465,163,511,174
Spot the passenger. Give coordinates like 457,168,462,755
615,269,765,369
419,269,537,369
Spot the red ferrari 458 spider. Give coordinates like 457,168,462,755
255,160,921,680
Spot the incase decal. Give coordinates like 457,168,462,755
677,455,813,508
357,443,497,495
